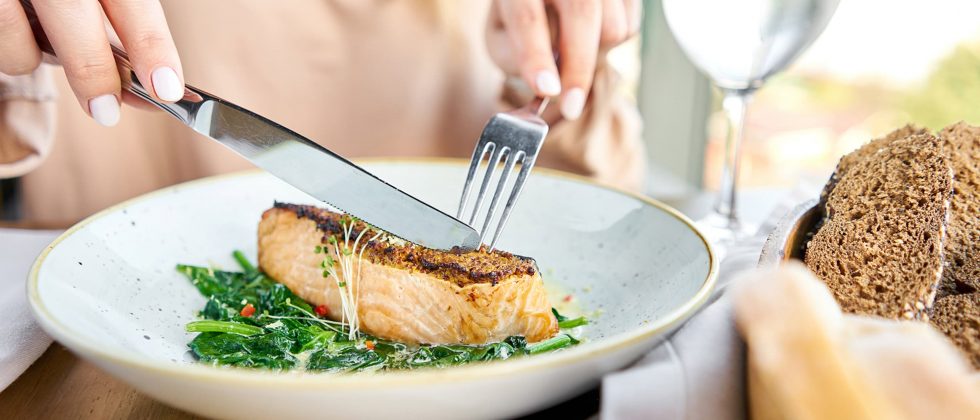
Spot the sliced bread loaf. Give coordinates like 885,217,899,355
819,124,929,204
937,122,980,297
805,133,953,320
930,293,980,369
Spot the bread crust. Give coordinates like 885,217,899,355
937,122,980,297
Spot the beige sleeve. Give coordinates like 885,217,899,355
501,58,645,192
0,66,57,179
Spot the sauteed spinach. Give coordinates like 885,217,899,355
178,251,584,372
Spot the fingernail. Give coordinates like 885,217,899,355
535,71,562,96
151,66,184,102
89,95,120,127
561,88,585,120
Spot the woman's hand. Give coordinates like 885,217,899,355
0,0,184,127
487,0,641,120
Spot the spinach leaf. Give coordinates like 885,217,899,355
178,250,586,373
307,347,385,372
189,332,297,369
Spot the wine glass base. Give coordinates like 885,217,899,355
695,213,755,259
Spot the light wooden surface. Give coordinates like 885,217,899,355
0,344,196,419
0,344,598,419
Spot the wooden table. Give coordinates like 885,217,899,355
0,344,195,419
0,343,599,418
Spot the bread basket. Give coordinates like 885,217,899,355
758,198,821,266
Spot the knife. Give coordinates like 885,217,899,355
21,1,480,252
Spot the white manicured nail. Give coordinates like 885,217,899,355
561,88,585,120
151,66,183,102
89,95,120,127
535,71,562,96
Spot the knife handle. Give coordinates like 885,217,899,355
19,0,205,125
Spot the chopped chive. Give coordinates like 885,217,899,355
186,320,263,336
558,317,588,329
232,250,255,272
527,334,575,354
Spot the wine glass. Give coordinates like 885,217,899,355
662,0,839,250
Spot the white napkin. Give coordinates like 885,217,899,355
0,228,61,391
601,186,820,420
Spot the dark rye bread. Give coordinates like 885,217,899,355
930,293,980,369
805,133,953,320
937,122,980,297
819,124,929,204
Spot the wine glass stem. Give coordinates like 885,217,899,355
714,89,753,231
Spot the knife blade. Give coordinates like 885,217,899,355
183,94,482,252
21,1,481,252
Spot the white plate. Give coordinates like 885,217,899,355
29,159,716,419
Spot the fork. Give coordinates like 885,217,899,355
457,97,551,251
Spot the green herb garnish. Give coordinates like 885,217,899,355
178,250,585,372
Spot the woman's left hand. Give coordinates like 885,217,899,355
486,0,641,120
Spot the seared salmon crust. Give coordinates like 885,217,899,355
271,202,537,286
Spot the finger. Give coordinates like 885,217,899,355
554,0,601,120
101,0,184,102
0,0,42,75
623,0,642,37
34,0,120,126
600,0,628,48
498,0,561,97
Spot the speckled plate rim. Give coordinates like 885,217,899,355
27,158,718,388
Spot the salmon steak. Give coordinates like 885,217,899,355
257,203,559,345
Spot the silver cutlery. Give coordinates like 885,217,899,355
19,0,480,252
457,97,550,251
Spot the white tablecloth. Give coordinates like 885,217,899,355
0,228,61,391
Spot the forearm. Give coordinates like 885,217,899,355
0,68,56,179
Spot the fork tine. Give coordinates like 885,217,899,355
468,144,506,225
488,153,532,251
479,148,519,241
457,141,493,220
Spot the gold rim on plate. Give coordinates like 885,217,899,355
27,158,718,387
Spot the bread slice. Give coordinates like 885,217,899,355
937,122,980,297
930,293,980,369
805,133,953,320
819,124,929,204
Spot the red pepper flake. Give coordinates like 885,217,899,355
314,305,329,317
240,303,256,318
563,294,574,303
365,340,376,351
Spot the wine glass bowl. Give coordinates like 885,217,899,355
662,0,840,250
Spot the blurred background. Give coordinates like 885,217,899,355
4,0,979,223
625,0,980,206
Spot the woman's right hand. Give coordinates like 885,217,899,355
0,0,184,127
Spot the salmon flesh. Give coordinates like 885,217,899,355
257,203,559,345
